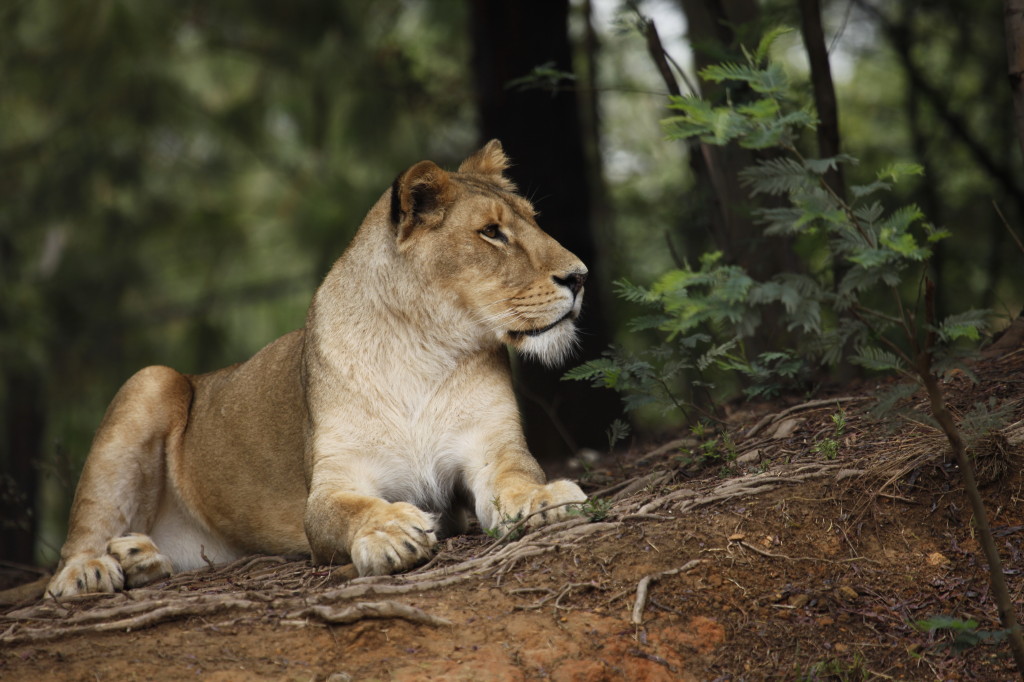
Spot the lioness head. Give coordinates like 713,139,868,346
389,140,587,366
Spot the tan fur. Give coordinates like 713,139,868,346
47,141,589,597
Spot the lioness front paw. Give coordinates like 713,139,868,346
107,533,173,588
47,554,125,598
350,502,438,576
494,479,587,532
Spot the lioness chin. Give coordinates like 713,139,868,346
47,140,589,598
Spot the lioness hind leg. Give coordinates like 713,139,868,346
47,365,192,598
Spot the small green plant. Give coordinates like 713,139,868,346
484,498,524,542
606,418,631,453
915,615,1009,653
797,652,869,681
674,423,739,476
568,497,613,522
812,408,847,460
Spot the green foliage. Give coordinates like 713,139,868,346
812,409,847,461
564,346,698,419
959,397,1017,449
914,615,1009,653
570,31,990,428
568,497,613,522
796,653,869,681
485,498,525,542
606,419,631,453
504,61,576,93
794,651,868,679
677,423,739,475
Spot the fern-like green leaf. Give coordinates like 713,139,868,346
936,309,989,342
751,26,793,64
612,279,657,304
804,154,857,175
696,339,738,371
562,358,620,385
850,180,891,200
739,157,810,196
850,347,906,372
700,61,758,84
876,161,924,182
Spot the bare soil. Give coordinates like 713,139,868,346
2,349,1023,680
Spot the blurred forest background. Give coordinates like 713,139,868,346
1,0,1022,567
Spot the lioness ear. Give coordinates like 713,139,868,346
458,139,510,176
390,160,454,242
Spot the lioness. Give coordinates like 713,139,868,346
47,140,589,597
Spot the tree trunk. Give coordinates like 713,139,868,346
1,368,44,565
1005,0,1024,162
677,0,797,282
468,0,619,461
799,0,845,198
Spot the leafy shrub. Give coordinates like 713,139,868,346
568,33,988,419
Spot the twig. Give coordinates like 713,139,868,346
993,199,1024,256
554,581,605,611
199,545,216,571
630,559,704,625
734,540,876,565
745,397,864,438
635,438,694,465
289,601,451,628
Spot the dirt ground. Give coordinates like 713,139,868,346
2,348,1023,680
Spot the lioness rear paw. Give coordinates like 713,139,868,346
107,533,173,588
495,479,587,532
350,502,438,577
47,554,125,598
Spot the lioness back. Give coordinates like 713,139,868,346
178,329,310,556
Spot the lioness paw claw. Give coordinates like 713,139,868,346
107,533,173,588
496,479,587,532
47,554,125,598
350,503,438,576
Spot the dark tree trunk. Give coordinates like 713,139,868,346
1,369,44,564
1005,0,1024,163
677,0,798,282
468,0,619,461
799,0,845,198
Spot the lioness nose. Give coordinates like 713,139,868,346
554,270,587,295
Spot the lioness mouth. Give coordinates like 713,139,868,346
508,312,574,339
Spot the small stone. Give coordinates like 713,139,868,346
736,449,761,465
837,586,858,601
771,418,804,439
728,533,746,542
788,593,810,609
817,616,834,626
926,552,950,566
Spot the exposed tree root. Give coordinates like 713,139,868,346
0,597,449,646
2,455,862,647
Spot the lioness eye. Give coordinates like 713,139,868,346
479,223,507,243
